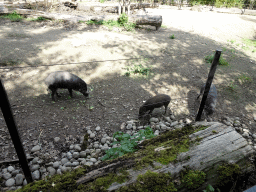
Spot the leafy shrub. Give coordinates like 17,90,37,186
101,127,155,161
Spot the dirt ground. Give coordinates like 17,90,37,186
0,5,256,163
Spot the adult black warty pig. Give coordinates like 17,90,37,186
45,71,89,101
197,83,217,116
139,94,171,118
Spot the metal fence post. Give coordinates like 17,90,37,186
0,79,33,183
195,49,222,121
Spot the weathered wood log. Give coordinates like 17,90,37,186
129,15,162,30
76,122,255,191
0,7,162,29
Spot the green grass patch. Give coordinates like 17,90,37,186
181,169,206,189
84,13,135,31
169,34,175,39
0,11,24,22
242,38,256,48
204,54,229,66
27,16,49,22
117,170,177,192
237,74,252,84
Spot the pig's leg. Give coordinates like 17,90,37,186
68,89,73,97
164,105,168,114
50,88,57,101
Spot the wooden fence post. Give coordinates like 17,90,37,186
195,49,222,121
0,79,33,183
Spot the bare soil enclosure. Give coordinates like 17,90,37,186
0,2,256,187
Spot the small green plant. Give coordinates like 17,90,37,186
89,105,94,110
100,0,106,3
203,184,215,192
34,16,47,21
169,34,175,39
212,130,217,134
125,61,151,77
118,13,128,26
226,81,236,92
101,127,155,161
1,11,24,22
237,74,252,84
204,54,229,66
229,39,236,44
60,107,65,110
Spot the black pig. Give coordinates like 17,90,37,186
45,71,89,101
197,83,217,116
139,94,171,118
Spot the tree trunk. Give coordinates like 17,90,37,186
76,122,255,191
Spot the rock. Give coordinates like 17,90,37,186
94,143,99,148
120,122,126,130
90,158,97,163
23,179,27,186
84,162,93,166
242,132,249,138
32,170,40,180
223,120,232,126
57,169,62,175
67,152,72,160
96,149,101,154
80,151,87,158
31,145,41,152
61,158,69,165
154,130,159,136
31,164,40,171
233,121,241,127
3,173,12,180
7,166,15,172
70,145,74,150
64,162,72,167
90,133,96,139
15,174,24,185
54,137,60,142
96,126,101,131
61,166,67,172
163,116,172,123
170,121,178,127
39,167,46,173
53,162,60,169
101,138,107,144
41,173,48,179
126,124,133,129
73,152,80,159
72,162,80,167
11,170,19,176
150,117,159,123
170,115,175,120
47,167,56,176
252,134,256,139
32,157,39,164
2,168,8,173
185,118,192,124
74,144,81,151
5,178,15,187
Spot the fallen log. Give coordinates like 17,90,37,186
76,122,255,191
129,15,162,30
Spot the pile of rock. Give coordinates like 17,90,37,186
0,115,255,191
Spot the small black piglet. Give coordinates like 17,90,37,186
139,94,171,118
45,71,89,101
